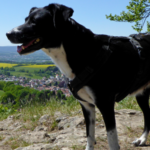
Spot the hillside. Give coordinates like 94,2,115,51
0,46,50,63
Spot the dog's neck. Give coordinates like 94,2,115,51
59,19,99,73
42,45,75,80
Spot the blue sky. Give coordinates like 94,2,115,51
0,0,147,46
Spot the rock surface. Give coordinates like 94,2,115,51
0,109,149,150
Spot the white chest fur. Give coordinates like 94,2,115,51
42,44,75,80
42,44,95,104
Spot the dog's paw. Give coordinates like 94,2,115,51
132,138,146,146
85,145,94,150
85,146,94,150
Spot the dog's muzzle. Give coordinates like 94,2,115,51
6,31,22,44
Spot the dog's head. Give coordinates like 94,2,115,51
6,3,74,55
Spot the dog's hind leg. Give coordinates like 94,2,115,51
96,96,120,150
79,101,95,150
132,88,150,146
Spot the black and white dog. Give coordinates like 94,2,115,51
6,3,150,150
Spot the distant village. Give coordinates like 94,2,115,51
0,74,72,97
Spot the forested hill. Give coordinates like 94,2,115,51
0,46,50,63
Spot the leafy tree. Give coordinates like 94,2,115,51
6,72,10,76
51,91,56,96
57,90,66,100
18,89,29,99
13,89,29,106
44,90,51,100
19,69,25,72
37,91,46,101
0,81,5,90
106,0,150,32
53,67,59,72
4,67,9,71
0,91,16,104
3,82,14,92
13,85,24,96
61,94,66,100
9,68,15,71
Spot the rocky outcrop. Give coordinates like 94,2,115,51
0,109,149,150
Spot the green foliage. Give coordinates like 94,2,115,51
0,80,70,120
147,21,150,31
57,90,66,100
0,91,16,104
0,104,16,114
9,67,15,71
34,66,60,78
0,81,5,90
3,82,15,92
0,90,4,97
0,81,67,107
106,0,150,32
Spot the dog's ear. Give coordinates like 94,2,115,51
29,7,37,14
45,4,74,27
59,5,74,21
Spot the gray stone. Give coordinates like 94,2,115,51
34,125,48,132
38,115,50,125
19,131,51,143
14,143,54,150
58,116,84,130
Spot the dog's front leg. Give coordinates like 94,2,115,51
79,101,95,150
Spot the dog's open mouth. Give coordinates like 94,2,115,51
17,38,41,54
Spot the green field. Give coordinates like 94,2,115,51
14,66,51,72
0,63,58,79
10,71,42,79
10,66,45,79
7,66,54,79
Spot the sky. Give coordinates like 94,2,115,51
0,0,147,46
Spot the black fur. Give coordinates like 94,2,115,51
6,3,150,149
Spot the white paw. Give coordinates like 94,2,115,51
85,147,94,150
85,145,94,150
132,138,146,146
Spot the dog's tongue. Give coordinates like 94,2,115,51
17,39,36,53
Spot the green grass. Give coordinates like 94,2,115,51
0,98,81,120
0,96,141,121
115,96,141,111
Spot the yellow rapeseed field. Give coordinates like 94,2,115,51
23,64,55,68
0,63,17,68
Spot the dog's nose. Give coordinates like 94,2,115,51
6,31,19,43
6,32,12,40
